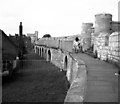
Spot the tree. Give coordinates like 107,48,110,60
42,34,51,38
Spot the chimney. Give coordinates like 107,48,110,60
19,22,23,36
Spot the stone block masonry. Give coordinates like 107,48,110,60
81,23,93,51
50,49,64,69
37,38,74,52
92,13,120,68
34,44,87,103
93,32,120,67
34,12,120,103
108,32,120,67
64,54,87,103
93,32,110,61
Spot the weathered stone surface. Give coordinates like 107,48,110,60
64,93,83,102
64,54,87,103
51,49,64,69
108,32,120,66
60,40,73,52
34,45,87,103
76,53,118,102
35,42,119,103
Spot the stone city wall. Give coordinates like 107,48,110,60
108,32,120,67
93,32,120,67
93,32,110,61
37,38,73,52
80,23,93,51
35,12,120,102
92,13,120,68
35,40,87,103
111,21,120,32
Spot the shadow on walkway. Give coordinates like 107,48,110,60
2,52,70,103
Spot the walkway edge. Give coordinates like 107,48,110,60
64,54,87,103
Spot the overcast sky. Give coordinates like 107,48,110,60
0,0,119,37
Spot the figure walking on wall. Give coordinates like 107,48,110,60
73,37,80,53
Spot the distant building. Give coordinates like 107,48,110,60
0,29,18,60
27,31,38,43
9,35,20,47
9,34,32,53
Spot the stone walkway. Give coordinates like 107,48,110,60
72,53,118,102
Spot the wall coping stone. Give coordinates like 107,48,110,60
35,45,87,103
64,54,87,103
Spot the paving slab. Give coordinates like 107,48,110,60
71,53,118,102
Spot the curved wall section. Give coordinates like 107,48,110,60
34,45,87,103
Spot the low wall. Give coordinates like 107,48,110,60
108,32,120,68
36,38,73,52
93,32,120,68
34,45,87,103
64,55,87,103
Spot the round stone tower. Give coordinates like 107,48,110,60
81,23,93,34
81,23,93,51
95,13,112,34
